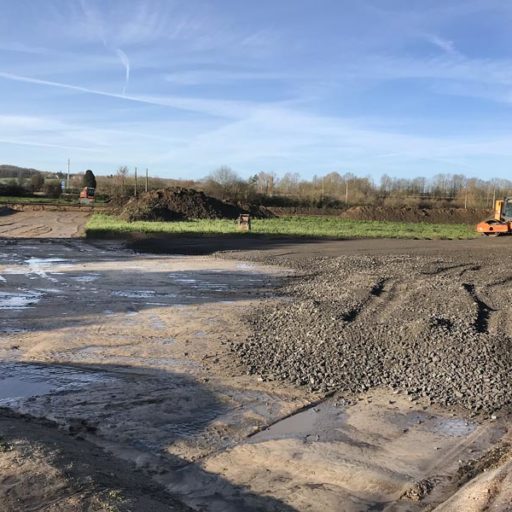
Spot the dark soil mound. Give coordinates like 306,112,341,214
119,188,245,222
340,207,490,224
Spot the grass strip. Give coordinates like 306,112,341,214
86,213,478,240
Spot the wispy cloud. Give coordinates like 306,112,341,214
0,42,50,55
164,69,286,86
0,137,92,152
78,0,131,94
2,0,512,177
423,33,460,56
115,48,130,94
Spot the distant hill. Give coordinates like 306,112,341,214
0,164,45,179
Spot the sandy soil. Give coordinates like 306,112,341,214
0,210,511,511
0,209,90,238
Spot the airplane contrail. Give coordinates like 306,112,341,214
0,71,251,118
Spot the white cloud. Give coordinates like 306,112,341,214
423,34,460,56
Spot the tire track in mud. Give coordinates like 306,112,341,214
0,211,90,238
16,225,53,237
355,262,483,327
462,283,496,334
0,223,31,235
421,263,474,276
340,278,390,323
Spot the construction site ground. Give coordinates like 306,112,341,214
0,209,511,512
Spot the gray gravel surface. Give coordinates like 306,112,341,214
230,252,512,414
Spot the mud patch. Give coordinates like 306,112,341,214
203,391,503,512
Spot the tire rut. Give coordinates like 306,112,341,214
462,283,496,334
341,278,391,323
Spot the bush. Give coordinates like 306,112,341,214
43,182,62,198
0,182,30,197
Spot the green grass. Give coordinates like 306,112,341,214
0,196,75,204
86,213,478,240
0,196,109,204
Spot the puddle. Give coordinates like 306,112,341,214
70,273,101,283
0,327,28,334
112,290,156,299
167,270,271,295
26,257,69,265
250,396,480,446
251,401,346,443
432,417,476,437
0,291,42,309
25,257,72,282
0,377,53,400
0,363,115,405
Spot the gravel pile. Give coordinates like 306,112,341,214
232,254,512,414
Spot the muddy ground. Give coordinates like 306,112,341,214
266,206,490,224
0,210,511,511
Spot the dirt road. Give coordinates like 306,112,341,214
129,231,508,259
0,209,90,238
0,211,511,511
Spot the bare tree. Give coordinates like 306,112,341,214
116,166,129,197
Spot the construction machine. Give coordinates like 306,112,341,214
477,198,512,236
79,186,95,205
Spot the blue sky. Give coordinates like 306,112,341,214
1,0,512,180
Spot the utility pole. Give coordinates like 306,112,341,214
66,158,70,190
134,167,138,197
145,168,149,192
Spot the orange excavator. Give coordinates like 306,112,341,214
79,186,95,205
477,198,512,236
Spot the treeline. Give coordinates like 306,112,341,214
1,163,510,209
0,164,42,179
97,166,509,209
0,164,84,198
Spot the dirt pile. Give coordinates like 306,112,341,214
264,206,491,223
233,253,512,414
119,188,245,222
340,206,490,224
